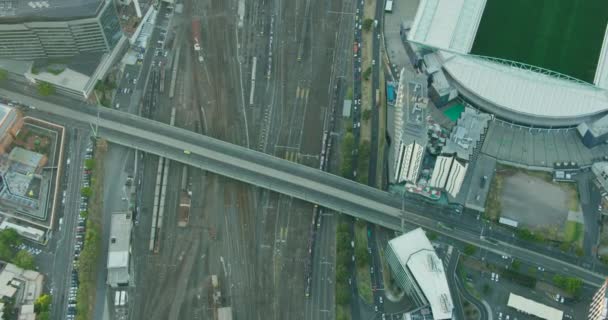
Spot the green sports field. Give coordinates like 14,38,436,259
471,0,608,83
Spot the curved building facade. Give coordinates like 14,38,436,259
408,0,608,127
0,0,122,60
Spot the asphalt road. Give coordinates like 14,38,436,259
48,127,89,320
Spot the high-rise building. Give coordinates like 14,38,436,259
0,0,122,60
589,278,608,320
386,228,453,320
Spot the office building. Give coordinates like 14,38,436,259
0,0,122,60
386,228,453,319
589,278,608,320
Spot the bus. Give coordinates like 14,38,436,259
385,0,393,12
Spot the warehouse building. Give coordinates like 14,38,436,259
386,228,453,319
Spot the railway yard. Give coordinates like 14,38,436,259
128,0,353,319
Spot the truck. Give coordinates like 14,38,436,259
192,18,201,51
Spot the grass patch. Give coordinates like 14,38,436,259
484,173,503,221
563,221,583,243
75,140,107,320
471,0,608,82
354,222,373,304
336,304,350,320
561,183,580,211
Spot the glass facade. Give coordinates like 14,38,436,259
98,0,122,50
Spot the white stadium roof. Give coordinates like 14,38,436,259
442,53,608,118
389,228,453,319
409,0,608,122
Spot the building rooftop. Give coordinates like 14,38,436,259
443,107,490,161
8,147,43,169
409,0,485,53
107,213,131,286
0,0,102,22
389,228,453,320
507,293,563,320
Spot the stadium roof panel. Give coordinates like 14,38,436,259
409,0,486,53
0,0,102,21
389,228,453,319
443,54,608,119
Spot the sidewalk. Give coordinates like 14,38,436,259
383,0,420,77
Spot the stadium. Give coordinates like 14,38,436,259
408,0,608,126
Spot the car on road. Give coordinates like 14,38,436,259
379,296,383,304
374,305,378,312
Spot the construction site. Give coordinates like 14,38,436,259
127,0,353,319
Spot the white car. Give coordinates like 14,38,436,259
491,272,495,281
379,296,383,304
495,274,499,282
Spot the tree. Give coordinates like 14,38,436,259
362,18,374,32
362,109,372,121
84,159,95,170
511,259,521,271
36,82,55,96
37,312,50,320
34,294,52,313
336,283,351,305
355,244,369,268
0,229,21,248
0,69,7,81
463,244,477,256
363,67,372,81
340,133,355,177
427,232,438,241
81,187,92,197
336,264,348,283
12,250,35,270
2,297,15,320
553,275,583,296
482,283,491,294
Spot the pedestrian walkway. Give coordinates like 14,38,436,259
383,0,420,77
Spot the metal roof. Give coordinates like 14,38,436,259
409,0,486,53
507,293,563,320
389,228,453,319
443,54,608,118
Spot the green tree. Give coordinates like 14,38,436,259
463,244,477,256
482,283,491,294
0,229,21,248
355,244,368,268
363,67,372,81
553,275,583,296
362,18,374,32
336,264,348,283
12,250,35,270
37,312,50,320
36,82,55,96
336,283,351,305
0,69,7,81
340,133,355,177
511,259,521,271
34,294,52,313
362,109,372,121
84,159,95,170
81,187,92,197
427,232,438,241
2,297,15,320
